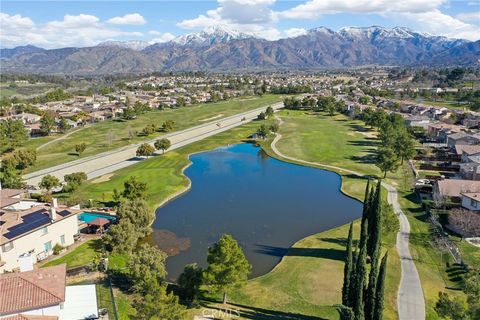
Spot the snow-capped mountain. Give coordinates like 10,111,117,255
171,25,255,46
1,25,478,74
97,40,151,51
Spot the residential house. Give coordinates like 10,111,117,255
11,113,41,125
446,132,480,148
0,264,100,319
433,179,480,202
0,190,80,273
404,115,431,128
88,111,111,122
461,192,480,211
455,145,480,163
427,123,464,142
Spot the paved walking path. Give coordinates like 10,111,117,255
270,116,425,320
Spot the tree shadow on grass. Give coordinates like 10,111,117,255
347,124,373,133
254,244,345,261
203,301,332,320
108,269,132,292
318,237,359,248
349,154,377,165
347,140,378,148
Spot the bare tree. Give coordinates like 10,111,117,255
433,191,447,209
106,130,116,146
431,235,450,265
449,208,480,237
126,126,135,140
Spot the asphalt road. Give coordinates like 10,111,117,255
24,102,283,186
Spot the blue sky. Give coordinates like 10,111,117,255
1,0,479,48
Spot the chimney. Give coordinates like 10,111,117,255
50,198,58,221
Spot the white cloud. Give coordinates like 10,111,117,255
0,13,34,28
403,10,480,41
149,32,176,43
177,0,280,40
0,13,144,48
456,11,480,23
284,27,307,38
278,0,479,40
107,13,146,25
280,0,446,19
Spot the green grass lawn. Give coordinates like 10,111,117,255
275,110,381,177
22,135,57,150
42,239,102,269
397,190,466,320
230,222,357,319
451,237,480,268
96,280,116,319
0,82,59,98
25,95,283,172
421,100,468,110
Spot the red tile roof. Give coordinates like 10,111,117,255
0,264,66,315
2,315,58,320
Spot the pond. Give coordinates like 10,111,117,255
153,143,362,281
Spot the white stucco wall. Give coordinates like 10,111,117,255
0,214,79,273
0,304,61,319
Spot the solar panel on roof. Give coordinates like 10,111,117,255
4,210,51,239
58,210,72,217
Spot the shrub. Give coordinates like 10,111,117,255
53,243,64,255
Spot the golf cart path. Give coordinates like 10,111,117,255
270,116,425,320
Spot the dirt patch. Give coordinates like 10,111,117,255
91,174,114,184
199,114,223,122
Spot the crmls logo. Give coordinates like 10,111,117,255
196,307,241,319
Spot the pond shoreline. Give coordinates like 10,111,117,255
154,142,362,280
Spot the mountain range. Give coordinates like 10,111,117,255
1,26,479,75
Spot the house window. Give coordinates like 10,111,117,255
471,199,478,208
41,227,48,235
60,235,65,245
1,242,14,253
44,241,52,253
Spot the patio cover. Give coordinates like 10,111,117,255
86,217,110,227
59,284,98,319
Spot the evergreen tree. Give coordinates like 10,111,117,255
373,253,389,320
204,234,251,304
368,180,383,259
342,222,354,307
348,246,359,306
353,220,368,320
365,243,380,319
361,179,371,224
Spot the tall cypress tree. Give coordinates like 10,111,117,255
348,246,358,306
373,253,388,320
365,245,380,319
353,220,368,320
361,179,371,222
368,180,382,259
342,222,354,307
